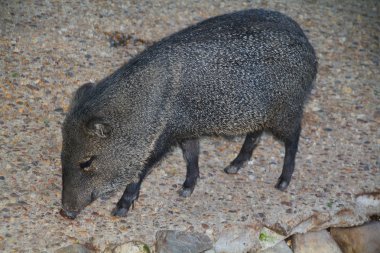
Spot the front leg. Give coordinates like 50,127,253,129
178,138,200,197
112,181,142,217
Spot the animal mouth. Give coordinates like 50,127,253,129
60,188,117,219
60,190,98,220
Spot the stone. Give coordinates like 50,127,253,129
258,227,286,251
258,241,293,253
103,241,151,253
155,230,213,253
112,241,150,253
355,192,380,216
214,224,262,253
330,221,380,253
292,230,342,253
54,244,94,253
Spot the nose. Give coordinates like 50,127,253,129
60,208,79,219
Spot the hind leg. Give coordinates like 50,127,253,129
275,125,301,191
178,138,200,197
224,131,262,174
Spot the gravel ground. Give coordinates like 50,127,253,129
0,0,379,252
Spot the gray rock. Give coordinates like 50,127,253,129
330,221,380,253
103,241,150,253
155,230,213,253
258,241,293,253
214,224,262,253
55,244,94,253
292,230,342,253
355,192,380,216
258,227,287,250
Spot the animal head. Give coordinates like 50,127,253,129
60,82,131,218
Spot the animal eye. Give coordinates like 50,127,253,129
79,156,96,171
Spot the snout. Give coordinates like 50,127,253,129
60,208,79,219
60,189,98,219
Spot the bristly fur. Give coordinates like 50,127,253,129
61,9,317,217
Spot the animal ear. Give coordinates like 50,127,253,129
85,118,111,138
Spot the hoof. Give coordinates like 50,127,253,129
178,187,194,198
275,178,289,191
60,209,78,219
224,165,240,174
111,207,129,217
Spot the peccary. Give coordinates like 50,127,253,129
60,9,317,219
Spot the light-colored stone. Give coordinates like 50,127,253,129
258,227,287,250
356,192,380,216
330,221,380,253
103,241,150,253
289,212,332,235
258,241,293,253
214,224,262,253
115,241,149,253
55,244,94,253
292,230,342,253
155,230,213,253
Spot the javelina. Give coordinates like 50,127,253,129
60,9,317,219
